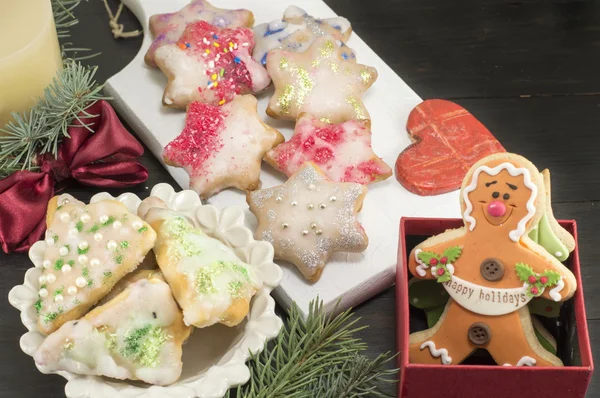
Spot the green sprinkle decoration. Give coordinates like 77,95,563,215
40,284,47,290
102,216,116,227
54,287,64,297
56,205,63,211
73,299,81,305
120,325,169,367
35,299,42,314
68,260,75,266
87,223,100,233
82,266,89,277
87,279,93,287
54,259,64,270
78,247,89,255
102,271,113,284
44,312,59,323
120,241,129,249
115,255,124,265
228,281,244,298
196,269,217,295
75,221,84,232
138,226,148,234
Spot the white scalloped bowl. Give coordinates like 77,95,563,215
8,183,283,398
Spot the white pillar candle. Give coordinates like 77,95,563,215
0,0,63,129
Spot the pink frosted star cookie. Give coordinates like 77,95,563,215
247,162,369,282
145,0,254,67
266,35,377,123
163,95,284,199
265,113,392,184
252,5,355,66
155,21,270,108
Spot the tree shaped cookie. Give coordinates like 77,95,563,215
139,198,262,328
247,162,369,282
163,95,284,199
145,0,254,66
266,36,377,123
529,169,576,262
37,196,156,335
34,270,191,386
408,153,576,367
252,5,355,66
155,21,270,108
265,113,392,184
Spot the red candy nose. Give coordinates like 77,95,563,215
487,201,506,217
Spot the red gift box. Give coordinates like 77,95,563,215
396,218,593,398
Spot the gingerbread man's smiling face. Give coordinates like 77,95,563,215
461,158,544,242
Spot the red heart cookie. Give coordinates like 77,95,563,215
395,99,505,196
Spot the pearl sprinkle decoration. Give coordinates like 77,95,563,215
54,294,64,303
59,246,69,256
90,258,101,267
43,260,51,269
99,215,109,224
46,273,56,284
67,286,78,296
78,241,88,251
80,214,91,223
59,212,70,223
62,264,72,273
39,288,48,298
107,240,118,251
94,233,103,242
75,277,87,288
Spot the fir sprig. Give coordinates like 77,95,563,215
0,62,107,176
228,300,397,398
51,0,81,38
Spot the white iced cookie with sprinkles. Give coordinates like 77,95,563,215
252,5,355,66
34,270,191,386
139,198,262,328
247,162,369,282
266,35,377,123
36,196,156,335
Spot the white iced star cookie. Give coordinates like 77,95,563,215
155,21,270,108
37,196,156,335
266,35,377,123
252,5,355,66
139,198,262,328
265,113,392,184
145,0,254,67
163,95,284,199
247,162,369,282
34,270,191,386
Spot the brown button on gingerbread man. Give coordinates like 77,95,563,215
408,153,577,367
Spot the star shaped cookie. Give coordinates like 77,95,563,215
266,35,377,123
265,113,392,184
247,162,369,282
163,95,284,199
145,0,254,66
252,5,356,66
155,21,271,108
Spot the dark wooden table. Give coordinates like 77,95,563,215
1,0,598,396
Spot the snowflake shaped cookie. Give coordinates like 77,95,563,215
155,21,270,108
145,0,254,66
266,35,377,123
163,95,284,199
252,5,355,66
247,162,369,282
265,113,392,184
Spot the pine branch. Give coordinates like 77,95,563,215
52,0,81,38
227,299,398,398
0,62,108,177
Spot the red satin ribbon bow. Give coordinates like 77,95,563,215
0,100,148,253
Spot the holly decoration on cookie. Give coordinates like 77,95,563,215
417,246,462,283
516,263,561,297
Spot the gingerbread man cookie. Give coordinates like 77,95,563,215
265,113,392,184
252,5,355,66
145,0,254,67
247,162,368,282
155,21,270,108
266,36,377,123
408,153,576,367
163,95,284,199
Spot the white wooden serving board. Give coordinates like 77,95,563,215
105,0,461,318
